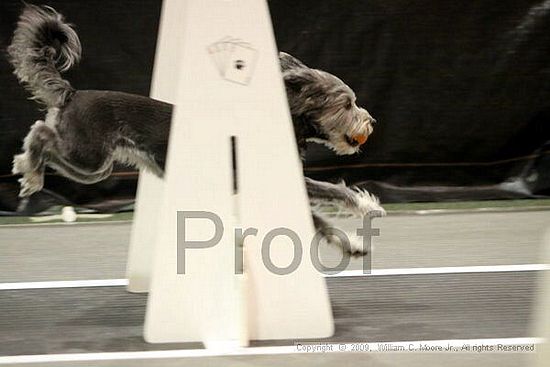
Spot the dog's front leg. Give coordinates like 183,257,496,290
311,208,368,256
305,177,385,217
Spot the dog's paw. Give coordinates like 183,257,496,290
352,189,386,217
327,232,369,257
12,153,30,175
18,172,44,197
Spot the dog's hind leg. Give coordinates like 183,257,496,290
12,120,57,197
305,177,386,217
45,152,114,184
13,119,117,196
13,121,50,174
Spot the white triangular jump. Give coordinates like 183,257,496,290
128,0,334,345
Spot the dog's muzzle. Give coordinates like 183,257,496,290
345,116,377,148
345,134,368,147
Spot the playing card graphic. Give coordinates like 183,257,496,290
208,37,258,85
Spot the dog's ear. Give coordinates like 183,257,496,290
282,68,312,93
279,52,307,72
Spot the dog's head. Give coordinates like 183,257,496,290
280,52,376,155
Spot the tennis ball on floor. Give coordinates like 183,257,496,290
62,206,77,222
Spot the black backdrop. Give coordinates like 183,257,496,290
1,0,549,213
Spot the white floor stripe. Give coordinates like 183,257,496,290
0,220,131,228
325,263,550,277
0,278,128,290
1,264,547,290
0,337,542,364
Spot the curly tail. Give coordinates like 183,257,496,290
7,4,81,108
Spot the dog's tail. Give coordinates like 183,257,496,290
7,4,81,108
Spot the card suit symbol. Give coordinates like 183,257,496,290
235,60,246,70
208,36,258,85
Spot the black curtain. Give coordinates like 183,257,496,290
1,0,549,213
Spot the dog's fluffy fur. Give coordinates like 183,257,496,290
8,5,384,255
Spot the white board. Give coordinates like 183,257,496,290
143,0,334,344
125,0,186,293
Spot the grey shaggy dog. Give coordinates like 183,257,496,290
8,5,384,254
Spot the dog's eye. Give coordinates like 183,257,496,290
345,101,353,110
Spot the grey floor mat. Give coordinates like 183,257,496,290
0,271,537,356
